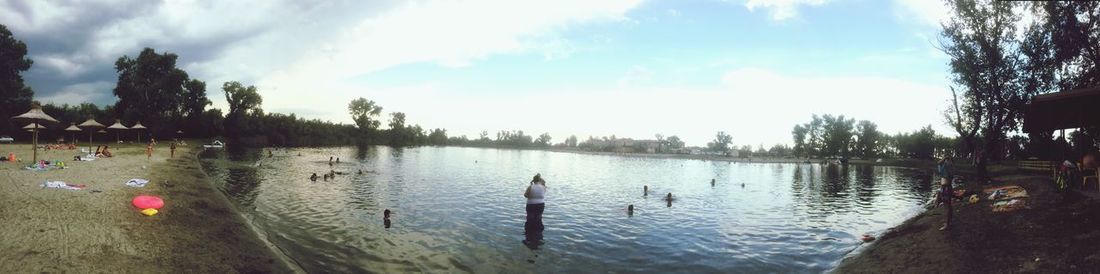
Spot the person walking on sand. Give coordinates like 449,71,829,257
936,158,953,231
524,174,547,243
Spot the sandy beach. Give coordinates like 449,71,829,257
835,172,1100,273
0,142,293,273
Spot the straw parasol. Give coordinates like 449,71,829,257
64,123,81,144
107,119,129,144
10,105,59,163
78,118,105,152
131,121,146,143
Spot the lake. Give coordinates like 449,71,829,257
198,146,934,273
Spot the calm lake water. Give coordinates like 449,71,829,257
199,146,934,273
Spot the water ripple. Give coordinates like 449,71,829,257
201,147,932,273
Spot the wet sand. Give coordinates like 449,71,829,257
835,172,1100,273
0,142,294,273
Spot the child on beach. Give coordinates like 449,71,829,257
146,142,154,159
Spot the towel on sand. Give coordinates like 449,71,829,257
983,185,1028,201
125,179,149,187
42,181,85,190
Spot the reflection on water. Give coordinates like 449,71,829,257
199,146,933,273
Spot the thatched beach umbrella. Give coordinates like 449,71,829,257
63,123,80,144
107,120,128,144
78,118,105,152
131,121,146,143
10,105,59,163
22,123,44,142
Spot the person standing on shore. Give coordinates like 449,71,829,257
170,142,177,158
937,158,953,231
524,174,547,244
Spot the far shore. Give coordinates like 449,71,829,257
0,142,297,273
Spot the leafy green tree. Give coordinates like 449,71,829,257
223,81,263,116
535,133,552,147
941,0,1027,179
565,135,578,147
0,24,34,134
222,81,263,138
182,79,211,136
854,120,880,158
428,128,448,145
707,131,732,154
791,124,808,157
113,48,190,134
387,112,409,145
819,114,855,158
667,135,685,149
348,97,383,142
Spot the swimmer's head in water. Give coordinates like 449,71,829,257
628,204,634,212
384,209,392,219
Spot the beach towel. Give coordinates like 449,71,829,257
983,185,1028,201
41,181,85,190
991,198,1027,213
76,154,96,161
125,179,149,188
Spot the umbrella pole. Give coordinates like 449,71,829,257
32,128,38,164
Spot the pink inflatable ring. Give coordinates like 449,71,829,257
132,195,164,210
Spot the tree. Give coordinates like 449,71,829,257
348,98,383,142
222,81,263,138
428,128,448,145
707,131,732,154
941,0,1027,179
182,79,210,136
792,124,808,157
565,135,578,147
113,48,191,134
655,134,666,153
667,135,685,149
854,120,880,158
0,24,34,134
820,114,855,158
223,81,263,116
536,133,552,147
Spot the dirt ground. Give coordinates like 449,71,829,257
835,170,1100,274
0,143,294,273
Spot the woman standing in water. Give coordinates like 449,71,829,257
524,174,547,243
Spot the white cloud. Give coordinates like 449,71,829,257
38,81,116,105
617,65,654,88
743,0,828,21
248,0,643,125
893,0,948,27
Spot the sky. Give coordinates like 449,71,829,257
1,0,956,147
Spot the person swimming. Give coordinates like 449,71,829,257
664,193,674,202
711,178,715,187
643,185,649,196
384,209,392,228
741,182,745,188
336,157,340,163
310,173,318,181
627,204,634,216
357,169,363,175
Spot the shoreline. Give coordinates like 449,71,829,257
0,142,294,273
832,170,1100,273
